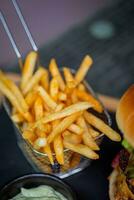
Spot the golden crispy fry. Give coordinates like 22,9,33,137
34,97,44,120
49,58,65,91
0,71,28,111
43,145,54,165
62,130,70,136
58,92,67,101
37,86,57,110
47,112,81,144
35,128,54,165
22,130,37,144
63,141,99,160
76,89,103,113
77,83,86,91
50,77,59,101
71,89,78,103
21,51,37,90
52,119,60,129
0,81,32,122
25,91,37,108
75,55,93,85
88,126,100,138
35,129,46,138
55,103,65,112
44,111,51,117
63,130,82,144
66,98,72,106
68,123,83,135
63,67,76,89
23,67,46,95
12,113,24,123
37,123,52,135
35,102,91,127
77,116,99,150
40,68,49,91
43,103,51,112
84,111,121,141
54,135,64,165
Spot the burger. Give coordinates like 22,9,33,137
109,85,134,200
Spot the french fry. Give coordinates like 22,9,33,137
0,71,28,111
22,130,37,144
23,67,45,95
40,68,49,91
37,86,57,110
52,118,60,129
35,102,91,127
12,113,24,123
43,145,54,165
43,102,51,112
68,123,83,135
58,92,67,101
75,55,93,85
37,124,54,165
76,89,103,113
21,51,37,90
66,98,72,106
34,97,44,120
0,81,32,122
88,126,100,138
50,77,59,101
43,124,52,134
52,119,64,164
63,130,82,144
25,91,37,108
84,111,121,141
77,116,100,150
55,103,65,112
49,58,65,91
47,112,81,144
36,123,52,135
71,89,78,103
63,141,99,160
54,135,64,165
63,67,76,89
35,129,46,138
77,83,86,91
44,111,51,117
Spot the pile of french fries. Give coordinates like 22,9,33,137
0,51,121,166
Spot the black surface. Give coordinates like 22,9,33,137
0,106,121,200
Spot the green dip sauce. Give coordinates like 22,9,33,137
10,185,68,200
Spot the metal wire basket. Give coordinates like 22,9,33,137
3,77,111,178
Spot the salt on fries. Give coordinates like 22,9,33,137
0,51,121,166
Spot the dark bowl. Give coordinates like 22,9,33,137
0,173,76,200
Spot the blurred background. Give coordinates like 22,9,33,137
0,0,134,97
0,0,111,66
